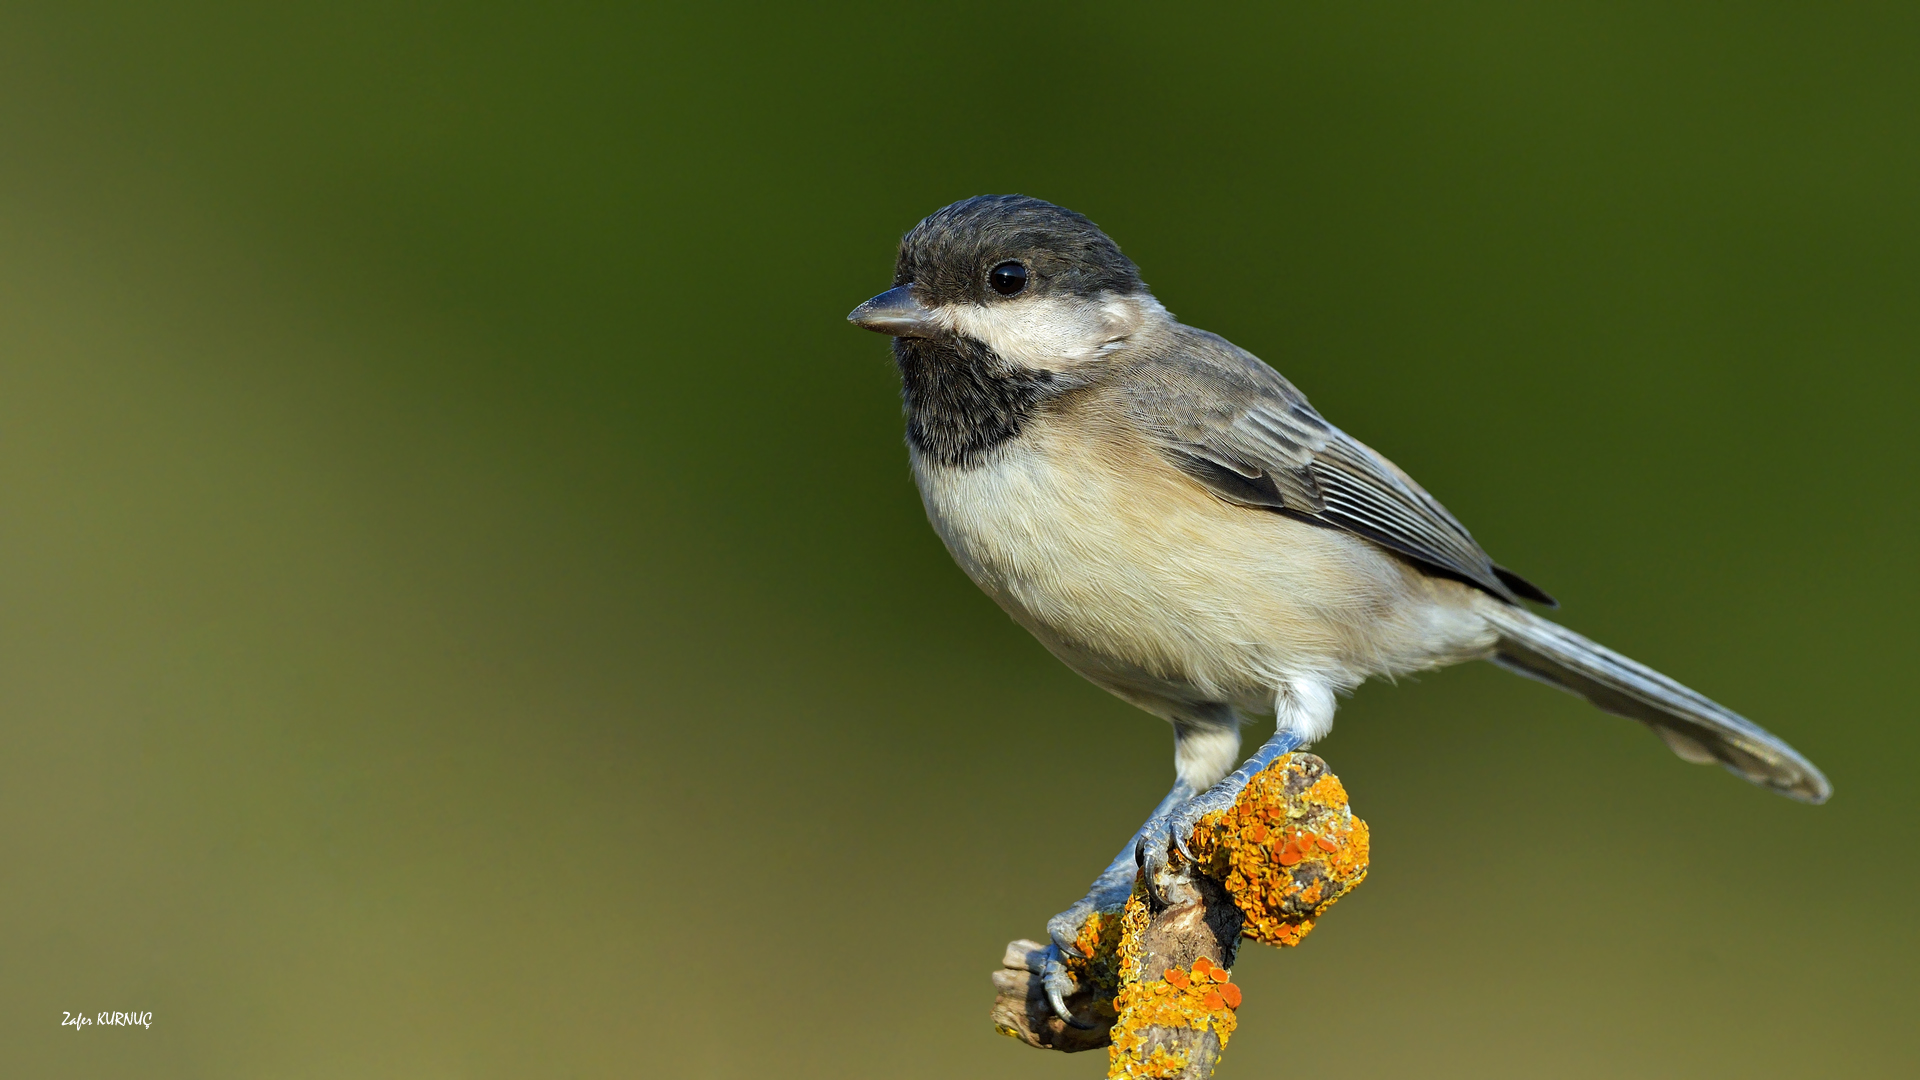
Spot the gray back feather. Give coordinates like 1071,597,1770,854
1123,328,1551,605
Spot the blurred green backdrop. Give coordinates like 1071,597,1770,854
2,2,1915,1077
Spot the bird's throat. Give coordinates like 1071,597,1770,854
895,336,1058,467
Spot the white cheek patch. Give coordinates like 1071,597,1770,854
936,293,1164,372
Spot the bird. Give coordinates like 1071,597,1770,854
846,194,1828,1025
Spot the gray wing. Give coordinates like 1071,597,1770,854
1125,329,1553,606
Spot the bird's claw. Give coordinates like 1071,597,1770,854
1040,916,1092,1028
1134,782,1243,902
1038,883,1130,1028
1039,942,1094,1028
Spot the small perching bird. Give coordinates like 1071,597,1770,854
848,194,1828,1025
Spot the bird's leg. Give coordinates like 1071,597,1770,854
1038,710,1243,1024
1039,778,1195,1027
1136,680,1336,903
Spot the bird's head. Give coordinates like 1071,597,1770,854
848,195,1167,373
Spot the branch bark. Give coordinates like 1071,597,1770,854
992,753,1368,1079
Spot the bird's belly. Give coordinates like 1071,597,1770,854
912,435,1487,708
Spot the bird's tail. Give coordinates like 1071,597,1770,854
1478,601,1830,803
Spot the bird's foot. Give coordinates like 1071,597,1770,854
1132,779,1243,902
1038,866,1135,1028
1135,728,1309,901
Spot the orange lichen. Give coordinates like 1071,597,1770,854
1092,753,1368,1077
1108,931,1242,1078
1132,1046,1189,1076
1056,906,1128,1023
1185,753,1371,949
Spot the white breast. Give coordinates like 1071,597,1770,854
911,425,1498,717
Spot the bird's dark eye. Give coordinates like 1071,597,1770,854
988,261,1028,296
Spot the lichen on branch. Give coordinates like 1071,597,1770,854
992,753,1369,1079
1186,752,1371,949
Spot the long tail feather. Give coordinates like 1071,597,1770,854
1479,601,1830,803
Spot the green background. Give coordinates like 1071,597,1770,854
3,3,1914,1077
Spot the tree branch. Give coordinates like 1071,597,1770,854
992,753,1369,1078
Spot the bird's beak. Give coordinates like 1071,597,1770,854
848,284,939,338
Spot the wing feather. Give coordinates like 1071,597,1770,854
1125,329,1552,606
